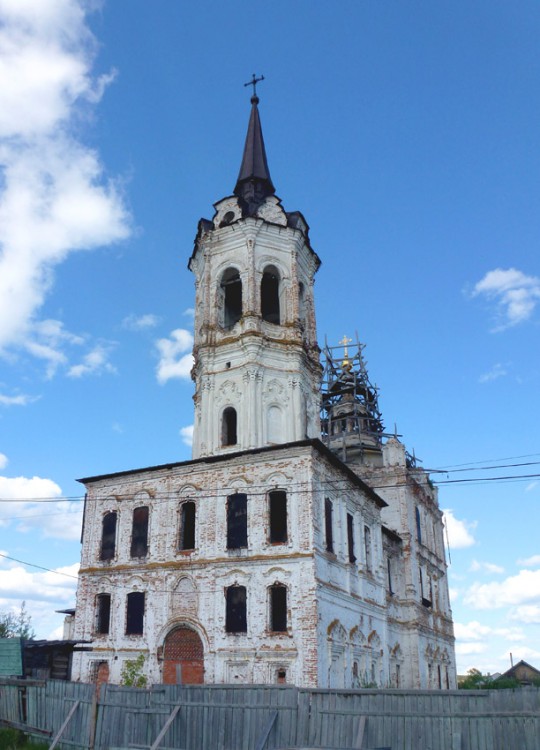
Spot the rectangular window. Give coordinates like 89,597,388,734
227,494,247,549
125,592,145,635
130,506,149,558
364,525,372,571
269,585,287,632
96,594,111,635
325,498,334,553
387,558,394,594
225,585,247,633
179,501,196,550
347,513,356,562
269,491,287,543
100,512,117,561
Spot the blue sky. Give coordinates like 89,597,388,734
0,0,539,676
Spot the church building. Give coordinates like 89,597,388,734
70,89,456,689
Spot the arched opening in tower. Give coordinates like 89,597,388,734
221,268,242,328
222,406,237,446
261,267,280,324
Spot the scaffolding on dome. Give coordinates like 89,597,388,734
320,334,386,462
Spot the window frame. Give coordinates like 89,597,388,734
225,585,247,633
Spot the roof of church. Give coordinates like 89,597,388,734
234,94,275,200
77,438,388,509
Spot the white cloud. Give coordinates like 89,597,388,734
443,509,476,549
180,424,194,447
478,363,508,383
67,342,116,378
471,268,540,331
0,474,82,540
183,308,195,319
455,621,525,652
469,559,504,575
509,605,540,624
156,329,194,384
122,313,161,331
525,482,538,493
0,392,35,406
455,641,488,656
463,569,540,609
0,0,131,367
0,560,78,604
0,454,8,470
517,554,540,567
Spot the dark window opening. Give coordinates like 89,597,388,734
100,512,117,561
269,490,287,543
325,498,334,553
347,513,356,562
130,506,149,558
438,664,442,689
270,585,287,632
219,210,235,227
415,506,422,544
126,591,145,635
227,493,247,549
364,525,372,571
225,585,246,633
96,594,111,635
387,558,394,594
222,407,237,446
261,268,280,324
277,668,287,684
179,501,196,551
396,664,401,688
221,269,242,328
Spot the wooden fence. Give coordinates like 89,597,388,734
1,679,539,750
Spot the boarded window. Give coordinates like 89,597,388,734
179,501,196,551
222,407,237,446
225,585,246,633
130,506,149,558
261,267,280,324
269,585,287,632
347,513,356,562
364,525,372,571
415,506,422,543
100,512,117,561
269,491,287,543
126,592,145,635
325,498,334,553
227,494,247,549
221,268,242,328
96,594,111,635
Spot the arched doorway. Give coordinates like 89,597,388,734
162,626,204,684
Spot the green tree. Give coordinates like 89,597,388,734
0,602,35,640
120,653,148,688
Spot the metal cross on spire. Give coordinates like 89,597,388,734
244,73,265,100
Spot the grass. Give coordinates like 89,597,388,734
0,728,48,750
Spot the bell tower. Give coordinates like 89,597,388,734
189,91,322,459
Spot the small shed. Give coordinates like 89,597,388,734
23,640,82,680
0,638,23,677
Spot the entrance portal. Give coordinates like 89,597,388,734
162,626,204,684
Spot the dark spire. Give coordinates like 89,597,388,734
234,81,275,212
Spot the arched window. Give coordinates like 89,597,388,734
222,407,237,446
179,501,196,551
269,584,287,632
125,592,145,635
100,512,117,561
225,585,247,633
261,266,280,324
221,268,242,328
130,506,149,558
227,493,247,549
268,490,287,543
95,594,111,635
